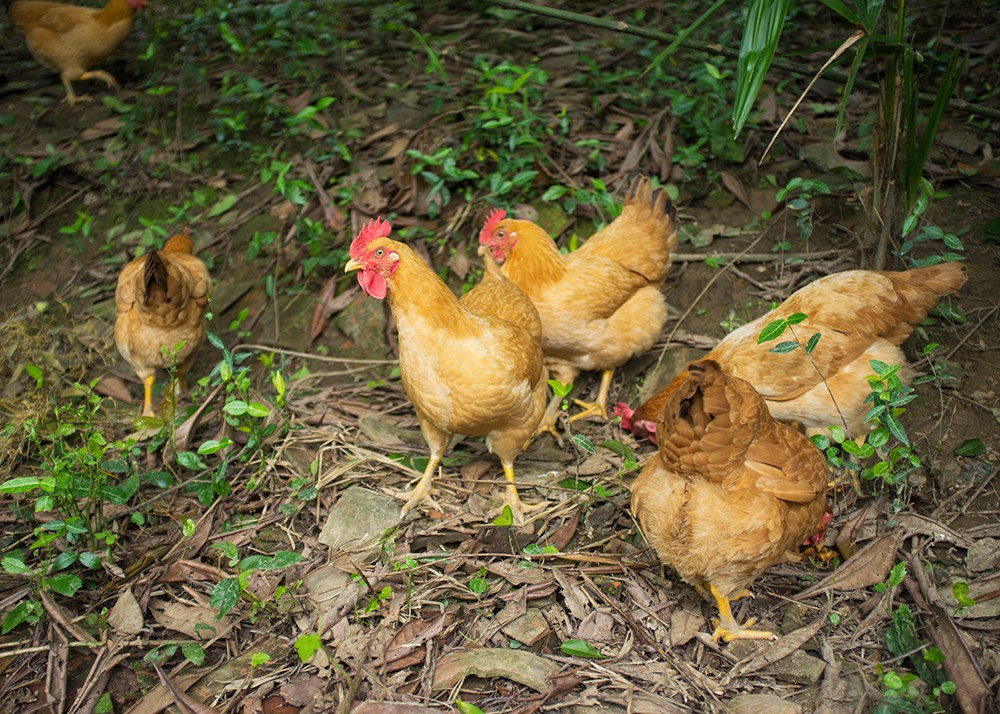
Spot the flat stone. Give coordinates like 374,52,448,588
501,608,550,646
966,538,1000,572
727,693,803,714
318,486,401,553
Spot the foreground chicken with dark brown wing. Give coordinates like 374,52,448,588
635,263,966,438
479,176,678,432
9,0,146,105
115,230,211,418
631,359,828,642
345,218,547,523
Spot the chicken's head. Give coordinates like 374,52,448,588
478,208,518,262
128,0,147,8
345,217,399,300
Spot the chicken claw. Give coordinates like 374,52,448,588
566,369,614,423
397,462,440,518
500,464,545,525
709,585,776,643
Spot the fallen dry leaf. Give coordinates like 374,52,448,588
798,531,901,600
723,616,825,683
432,648,560,693
154,663,220,714
149,600,229,640
107,587,144,635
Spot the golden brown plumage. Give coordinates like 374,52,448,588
630,360,828,642
478,175,678,432
9,0,145,105
345,218,547,523
635,263,967,437
114,230,211,418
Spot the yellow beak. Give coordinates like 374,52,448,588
344,257,365,273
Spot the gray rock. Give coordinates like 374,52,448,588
727,694,803,714
318,486,401,554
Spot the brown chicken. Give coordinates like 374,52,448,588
478,176,678,433
9,0,146,105
345,218,548,523
630,360,828,642
636,263,967,437
115,230,211,418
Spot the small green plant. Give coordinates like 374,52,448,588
774,177,832,245
209,541,303,619
875,599,957,714
468,566,489,596
548,379,573,411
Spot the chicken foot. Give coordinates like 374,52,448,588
499,462,545,525
62,69,119,105
141,374,156,418
709,584,776,642
397,457,442,517
567,368,614,422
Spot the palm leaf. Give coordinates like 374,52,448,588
732,0,791,136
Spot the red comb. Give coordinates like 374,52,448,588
351,217,392,258
478,208,507,244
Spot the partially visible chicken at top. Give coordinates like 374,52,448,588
479,175,678,433
114,229,211,418
345,218,548,524
631,359,829,642
9,0,146,105
635,263,967,438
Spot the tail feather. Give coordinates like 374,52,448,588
886,262,966,338
142,250,168,306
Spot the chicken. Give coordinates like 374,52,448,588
115,229,211,418
635,263,967,438
9,0,146,105
478,176,678,433
345,218,548,523
630,359,828,642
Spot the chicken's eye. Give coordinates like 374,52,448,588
497,230,505,238
375,248,385,257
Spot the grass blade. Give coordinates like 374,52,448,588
733,0,791,136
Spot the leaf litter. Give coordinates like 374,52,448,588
0,2,997,713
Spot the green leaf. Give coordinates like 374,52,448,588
223,400,249,416
883,410,909,446
25,363,43,388
206,194,238,218
46,573,83,597
733,0,791,136
176,451,207,472
0,477,45,494
250,652,271,667
804,332,822,355
887,561,907,589
2,554,32,575
94,693,114,714
784,312,808,325
295,634,323,663
571,433,596,454
756,319,787,344
560,639,607,659
598,439,636,462
2,602,30,634
210,578,241,617
954,439,984,457
492,504,513,527
769,341,800,354
182,642,206,666
456,701,487,714
245,402,270,418
952,580,976,607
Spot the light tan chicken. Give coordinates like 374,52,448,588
635,263,966,437
345,218,547,523
9,0,146,105
114,230,211,418
630,360,828,642
479,176,678,433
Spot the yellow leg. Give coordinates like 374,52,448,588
398,456,441,517
500,463,544,525
529,393,564,443
567,369,614,422
142,375,156,418
709,584,775,642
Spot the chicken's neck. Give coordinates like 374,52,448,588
385,254,476,337
97,0,135,27
503,224,566,286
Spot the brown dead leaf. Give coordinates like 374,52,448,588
150,600,229,640
154,663,220,714
547,510,579,551
835,506,870,560
309,276,358,345
46,623,68,714
447,244,470,280
94,374,133,403
372,612,450,671
279,676,325,707
723,616,825,684
798,531,900,600
669,607,705,647
721,170,752,209
432,648,560,693
107,587,144,635
351,704,446,714
81,117,124,141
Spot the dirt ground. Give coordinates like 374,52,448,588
0,2,998,713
